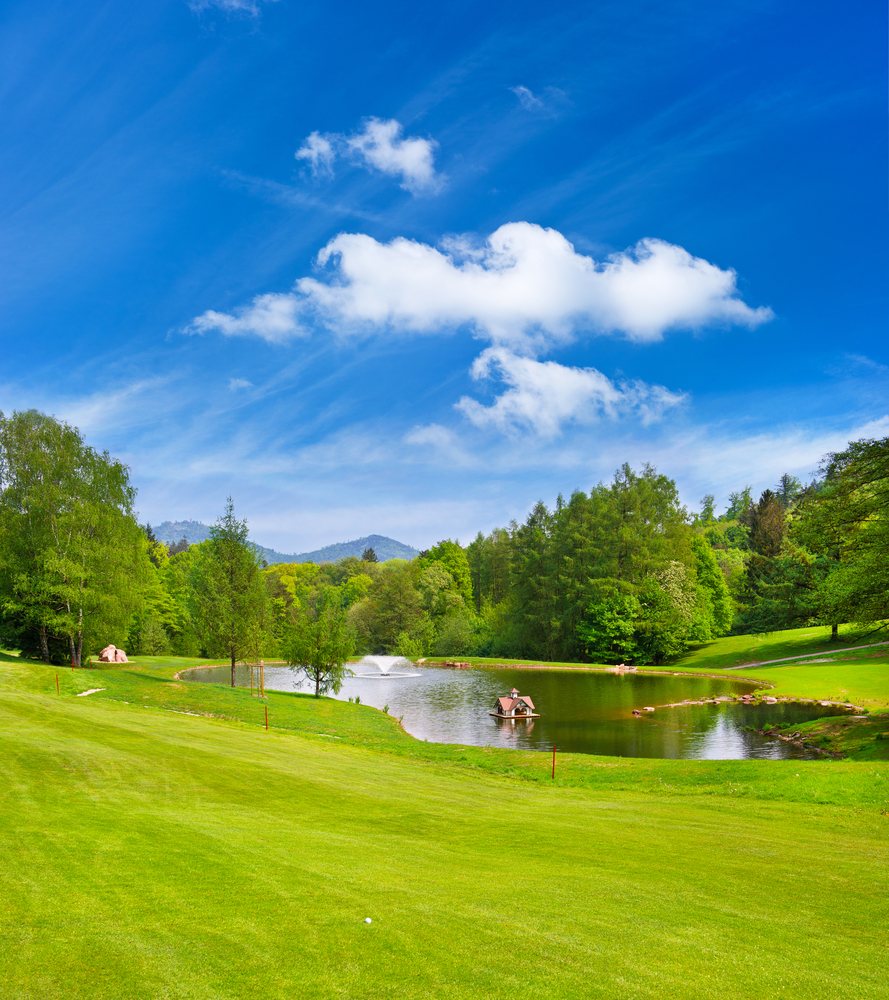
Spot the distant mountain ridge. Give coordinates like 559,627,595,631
294,534,420,564
151,521,419,565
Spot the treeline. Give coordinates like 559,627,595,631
1,408,886,671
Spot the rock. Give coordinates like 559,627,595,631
764,697,777,704
642,706,655,713
98,644,128,663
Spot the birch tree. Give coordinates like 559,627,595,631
0,410,147,664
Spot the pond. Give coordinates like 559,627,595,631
181,662,850,760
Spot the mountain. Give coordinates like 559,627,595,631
292,534,420,564
152,520,212,546
151,522,419,565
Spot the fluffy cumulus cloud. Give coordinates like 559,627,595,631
187,222,770,434
295,118,441,195
295,222,772,350
186,292,307,343
455,348,686,436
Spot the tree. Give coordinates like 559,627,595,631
284,596,355,696
634,563,704,663
418,540,473,606
349,561,425,653
691,536,733,634
775,474,803,509
577,594,641,663
0,409,149,665
187,500,269,685
361,547,379,563
798,437,889,632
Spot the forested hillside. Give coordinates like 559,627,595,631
152,522,418,566
1,408,886,667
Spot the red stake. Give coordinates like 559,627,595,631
552,745,556,779
265,705,268,731
56,674,59,694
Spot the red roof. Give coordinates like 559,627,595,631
496,695,535,711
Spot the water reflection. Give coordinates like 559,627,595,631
181,663,849,761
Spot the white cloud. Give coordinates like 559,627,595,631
294,118,442,195
509,85,568,115
186,292,308,343
511,85,544,109
228,377,254,391
188,0,277,15
296,222,772,351
455,348,686,436
295,131,335,177
347,118,441,194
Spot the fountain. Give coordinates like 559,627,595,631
353,655,420,678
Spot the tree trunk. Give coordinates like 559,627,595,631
315,672,320,697
69,635,76,667
76,633,83,668
831,623,839,641
231,650,236,687
39,626,50,664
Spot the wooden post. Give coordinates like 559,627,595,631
260,660,265,698
56,674,59,694
265,705,268,730
250,665,253,696
552,745,556,779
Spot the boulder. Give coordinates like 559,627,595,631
98,644,128,663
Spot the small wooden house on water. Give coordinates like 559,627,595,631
490,687,540,719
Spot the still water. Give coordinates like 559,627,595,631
182,663,849,760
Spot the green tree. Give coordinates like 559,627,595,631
799,437,889,632
349,561,425,653
691,536,733,634
0,409,149,665
775,473,803,509
187,499,269,685
577,594,641,663
418,540,473,606
634,563,703,663
284,595,355,696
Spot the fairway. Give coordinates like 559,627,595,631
2,655,888,999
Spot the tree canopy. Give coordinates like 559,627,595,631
0,410,148,664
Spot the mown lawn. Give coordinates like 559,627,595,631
673,623,889,675
1,636,888,999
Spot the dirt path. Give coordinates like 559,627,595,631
724,640,889,670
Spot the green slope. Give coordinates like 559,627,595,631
1,648,887,999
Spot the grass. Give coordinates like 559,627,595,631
1,631,888,998
673,622,889,673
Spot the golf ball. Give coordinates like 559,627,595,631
364,918,372,924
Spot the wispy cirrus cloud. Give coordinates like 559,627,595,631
510,85,568,115
295,118,443,195
187,0,278,16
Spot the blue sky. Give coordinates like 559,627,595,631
1,0,886,552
